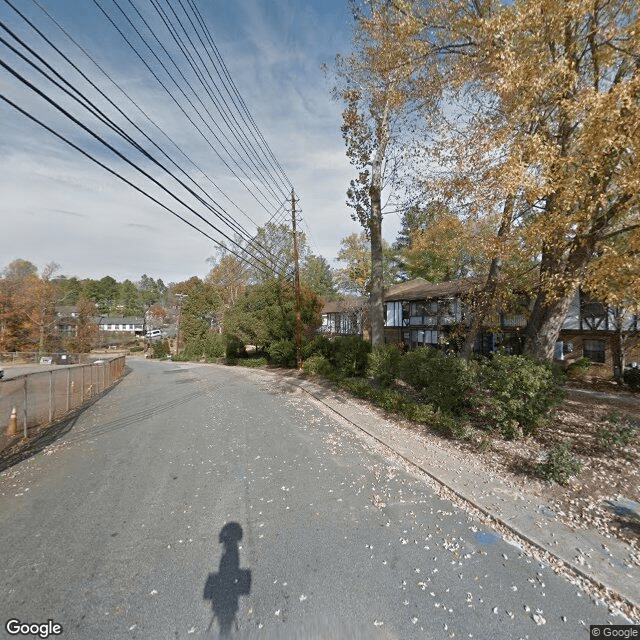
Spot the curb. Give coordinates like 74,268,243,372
283,374,640,619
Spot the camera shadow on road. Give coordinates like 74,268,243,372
204,522,252,638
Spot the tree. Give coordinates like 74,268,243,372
56,276,82,305
24,262,62,353
119,279,143,316
224,279,322,349
205,252,250,331
394,203,436,251
0,259,38,350
2,262,65,353
400,206,493,283
71,298,98,353
82,276,119,314
410,0,640,360
301,254,338,301
334,1,423,345
172,278,220,358
3,259,37,281
240,222,309,283
335,232,398,295
138,274,166,308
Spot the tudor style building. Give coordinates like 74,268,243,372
320,277,640,377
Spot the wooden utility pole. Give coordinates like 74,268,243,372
291,189,303,369
175,293,188,356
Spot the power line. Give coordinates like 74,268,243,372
0,58,281,276
1,6,288,272
2,0,299,277
92,0,284,214
30,0,271,232
146,0,288,204
167,0,292,197
187,0,293,193
0,94,262,272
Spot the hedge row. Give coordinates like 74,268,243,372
303,339,567,441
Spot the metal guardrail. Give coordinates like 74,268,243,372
1,356,126,442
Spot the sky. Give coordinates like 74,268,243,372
0,0,401,284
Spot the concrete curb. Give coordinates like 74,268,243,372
278,373,640,618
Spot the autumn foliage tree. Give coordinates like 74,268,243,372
335,231,398,295
370,0,640,361
334,0,427,345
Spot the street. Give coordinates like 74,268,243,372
0,359,623,639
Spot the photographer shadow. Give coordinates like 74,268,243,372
204,522,251,638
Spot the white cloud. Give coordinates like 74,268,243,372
0,0,401,282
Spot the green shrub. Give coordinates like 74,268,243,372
225,335,245,361
303,354,334,378
476,353,566,438
398,347,478,417
376,388,412,413
597,411,638,449
431,410,473,439
368,344,403,388
567,357,592,378
537,440,582,485
302,335,334,360
623,367,640,392
203,332,225,360
151,339,171,359
268,339,297,368
337,377,375,400
236,356,268,369
405,402,437,425
333,335,371,377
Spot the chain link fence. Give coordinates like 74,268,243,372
0,352,117,365
1,356,126,444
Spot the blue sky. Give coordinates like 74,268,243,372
0,0,401,283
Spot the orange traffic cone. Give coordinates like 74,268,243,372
6,407,18,436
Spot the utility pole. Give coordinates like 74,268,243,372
175,293,188,356
291,189,303,369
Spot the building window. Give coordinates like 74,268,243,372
583,339,605,363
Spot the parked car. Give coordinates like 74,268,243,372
145,329,163,340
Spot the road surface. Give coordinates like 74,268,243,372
0,359,625,638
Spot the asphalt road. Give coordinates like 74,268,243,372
0,359,625,639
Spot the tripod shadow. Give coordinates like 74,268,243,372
204,522,252,638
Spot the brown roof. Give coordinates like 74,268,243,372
322,278,482,314
384,277,481,302
322,297,367,313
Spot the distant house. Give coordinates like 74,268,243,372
98,316,145,335
55,305,79,337
319,298,367,337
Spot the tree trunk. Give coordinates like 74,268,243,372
369,194,384,346
523,230,596,361
612,330,625,382
368,95,390,348
610,309,626,381
522,290,575,361
460,197,514,359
